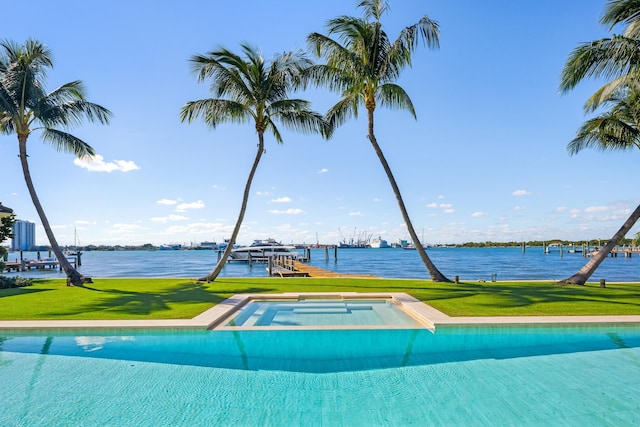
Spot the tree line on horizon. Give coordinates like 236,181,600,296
3,0,640,285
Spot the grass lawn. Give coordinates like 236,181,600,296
0,277,639,321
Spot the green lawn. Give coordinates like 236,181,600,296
0,277,639,321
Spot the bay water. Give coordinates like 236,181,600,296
6,246,640,281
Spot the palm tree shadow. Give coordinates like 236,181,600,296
54,282,277,317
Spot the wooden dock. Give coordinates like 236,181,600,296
4,260,60,272
590,248,640,258
3,257,76,272
267,257,377,278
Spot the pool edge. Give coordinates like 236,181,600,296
0,292,639,332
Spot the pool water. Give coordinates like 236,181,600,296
1,326,639,425
224,299,420,327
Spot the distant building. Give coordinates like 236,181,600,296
200,241,219,250
12,220,35,251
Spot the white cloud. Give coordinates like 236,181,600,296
444,209,455,214
373,198,382,202
271,197,292,203
176,201,205,212
513,206,526,211
555,206,567,212
318,168,328,174
157,198,177,206
348,211,364,216
110,223,146,233
584,206,609,213
512,190,531,196
268,208,305,214
74,154,140,172
150,214,189,223
471,212,485,217
426,203,438,208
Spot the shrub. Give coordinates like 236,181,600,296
0,276,33,289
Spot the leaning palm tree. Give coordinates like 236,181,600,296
305,0,450,282
180,44,328,282
558,86,640,284
0,39,111,286
559,0,640,285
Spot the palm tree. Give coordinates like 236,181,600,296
180,44,329,282
559,87,640,284
559,0,640,285
0,39,111,286
304,0,450,282
560,0,640,111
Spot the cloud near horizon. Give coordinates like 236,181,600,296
74,154,140,172
268,208,305,214
151,214,189,223
512,189,531,196
157,198,178,206
109,223,146,233
271,197,292,203
176,201,205,212
584,206,609,213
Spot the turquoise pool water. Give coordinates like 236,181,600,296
225,299,420,327
1,326,639,425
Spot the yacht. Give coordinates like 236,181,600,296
230,238,300,261
370,237,389,248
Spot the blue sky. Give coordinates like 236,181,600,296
3,0,638,247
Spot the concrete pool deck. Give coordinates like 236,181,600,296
0,292,639,332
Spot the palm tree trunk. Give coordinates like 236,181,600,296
366,110,450,282
200,133,265,282
559,203,640,285
18,136,87,286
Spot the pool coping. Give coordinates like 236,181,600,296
0,292,639,331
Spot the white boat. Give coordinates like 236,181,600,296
370,237,389,248
230,238,300,261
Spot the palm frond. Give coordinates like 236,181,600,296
560,36,640,93
40,128,96,157
269,101,328,137
601,0,640,30
377,83,416,117
326,95,360,129
357,0,389,22
180,98,250,127
569,89,640,155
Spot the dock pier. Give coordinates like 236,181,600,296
266,256,376,278
3,256,76,273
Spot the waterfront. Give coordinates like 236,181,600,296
5,247,640,282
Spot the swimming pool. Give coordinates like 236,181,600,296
1,325,639,425
222,298,422,328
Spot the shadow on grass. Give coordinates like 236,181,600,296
13,277,640,318
0,287,52,298
425,281,640,314
56,281,279,317
0,278,62,299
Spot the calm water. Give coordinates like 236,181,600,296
1,326,639,425
6,246,640,281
